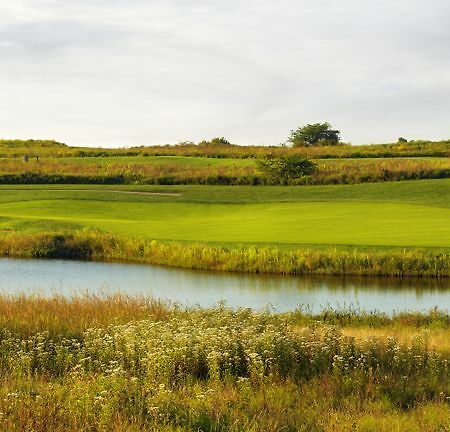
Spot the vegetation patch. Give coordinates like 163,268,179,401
0,155,449,185
0,231,449,278
1,138,449,159
1,295,450,430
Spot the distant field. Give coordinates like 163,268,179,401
1,138,449,159
39,155,255,167
1,179,449,251
0,155,449,185
3,154,447,167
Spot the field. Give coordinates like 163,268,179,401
2,142,450,430
0,180,449,251
1,138,450,159
1,155,449,185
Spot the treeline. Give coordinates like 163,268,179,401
1,157,449,185
0,231,449,278
1,138,449,159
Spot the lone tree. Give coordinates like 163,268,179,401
257,155,317,184
288,122,340,147
198,137,231,146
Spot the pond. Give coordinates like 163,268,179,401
1,258,450,314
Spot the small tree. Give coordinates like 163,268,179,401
257,155,317,184
198,137,231,146
288,122,340,147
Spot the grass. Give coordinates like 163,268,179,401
40,155,254,167
1,200,450,248
2,141,450,430
1,138,450,159
0,180,449,251
0,294,169,338
1,155,450,185
0,230,449,278
2,295,450,430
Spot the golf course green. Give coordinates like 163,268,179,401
1,179,449,250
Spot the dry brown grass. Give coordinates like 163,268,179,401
341,326,450,355
0,294,169,338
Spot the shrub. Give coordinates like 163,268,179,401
256,155,317,184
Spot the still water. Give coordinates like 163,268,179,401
1,258,450,314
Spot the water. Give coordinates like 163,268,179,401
1,258,450,314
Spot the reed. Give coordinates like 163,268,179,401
0,294,169,338
0,231,449,278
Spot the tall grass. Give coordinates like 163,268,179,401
1,138,450,159
0,231,449,278
2,296,450,430
1,156,450,185
0,294,169,338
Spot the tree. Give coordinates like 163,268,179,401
288,122,340,147
198,137,231,146
256,155,317,184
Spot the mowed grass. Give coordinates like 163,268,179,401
0,179,449,250
5,155,256,168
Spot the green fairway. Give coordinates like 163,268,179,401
0,179,449,250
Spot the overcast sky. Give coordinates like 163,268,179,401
1,0,449,147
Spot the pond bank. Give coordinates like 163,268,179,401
0,231,449,278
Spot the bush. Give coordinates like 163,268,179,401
256,155,317,184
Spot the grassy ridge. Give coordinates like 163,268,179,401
1,138,450,159
2,295,450,430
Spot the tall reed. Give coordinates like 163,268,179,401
0,231,449,278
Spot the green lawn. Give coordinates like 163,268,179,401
1,179,449,250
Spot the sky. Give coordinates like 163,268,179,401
1,0,449,147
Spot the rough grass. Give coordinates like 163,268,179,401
2,296,450,431
0,231,449,278
1,155,449,185
1,138,449,159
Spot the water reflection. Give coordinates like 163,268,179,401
0,258,449,314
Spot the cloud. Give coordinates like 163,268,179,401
0,0,449,146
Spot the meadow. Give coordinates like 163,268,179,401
1,138,450,159
2,294,450,431
1,155,449,185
